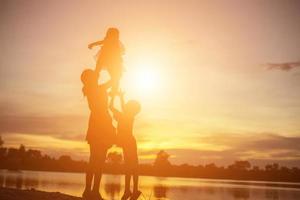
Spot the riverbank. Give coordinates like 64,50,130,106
0,187,81,200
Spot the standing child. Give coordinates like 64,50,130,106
88,27,125,95
109,91,141,200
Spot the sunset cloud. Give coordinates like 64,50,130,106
138,133,300,166
0,114,87,139
266,61,300,71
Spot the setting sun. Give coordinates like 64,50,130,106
134,67,159,91
124,57,164,97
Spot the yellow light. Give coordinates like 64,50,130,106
135,67,158,91
124,57,163,97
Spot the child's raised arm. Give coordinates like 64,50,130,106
109,96,122,120
88,40,104,49
119,91,125,112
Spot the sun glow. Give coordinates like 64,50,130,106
124,57,164,97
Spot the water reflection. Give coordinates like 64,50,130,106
153,185,168,198
230,188,250,199
0,174,4,187
1,170,300,200
105,183,121,199
265,190,279,200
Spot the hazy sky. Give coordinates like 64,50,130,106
1,0,300,167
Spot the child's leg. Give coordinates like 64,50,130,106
95,58,104,74
131,140,139,194
123,146,131,192
121,146,133,200
122,146,133,196
123,139,139,194
108,63,122,95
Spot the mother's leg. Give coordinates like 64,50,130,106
83,144,97,199
91,145,108,199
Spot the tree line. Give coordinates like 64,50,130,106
0,136,299,183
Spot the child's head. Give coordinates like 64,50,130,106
124,100,141,117
81,69,98,96
105,27,119,40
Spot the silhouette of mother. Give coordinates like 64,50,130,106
81,69,115,200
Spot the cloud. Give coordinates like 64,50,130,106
139,133,300,167
0,114,87,140
265,61,300,71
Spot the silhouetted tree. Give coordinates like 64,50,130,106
265,163,280,172
228,161,251,171
0,136,3,147
153,150,171,168
59,155,72,162
252,166,260,172
18,145,26,159
27,149,42,160
205,163,218,170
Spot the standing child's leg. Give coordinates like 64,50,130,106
108,63,122,95
130,139,141,200
122,147,133,200
121,173,132,200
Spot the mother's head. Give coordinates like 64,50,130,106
81,69,98,96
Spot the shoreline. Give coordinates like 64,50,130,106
1,168,300,185
1,169,300,190
0,187,81,200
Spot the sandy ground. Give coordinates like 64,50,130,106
0,187,81,200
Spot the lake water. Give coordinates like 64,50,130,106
0,170,300,200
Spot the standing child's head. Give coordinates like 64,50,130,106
105,27,120,41
124,100,141,117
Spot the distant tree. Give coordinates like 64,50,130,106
58,155,72,162
228,161,251,171
280,166,289,173
7,148,20,158
0,136,3,147
205,163,218,170
265,163,279,172
272,163,279,171
153,150,171,168
252,166,260,172
19,144,25,153
18,144,26,160
27,149,42,160
107,152,122,165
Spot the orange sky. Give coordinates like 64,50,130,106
1,0,300,167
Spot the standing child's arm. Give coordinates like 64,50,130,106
119,90,125,112
88,40,104,49
109,96,122,120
